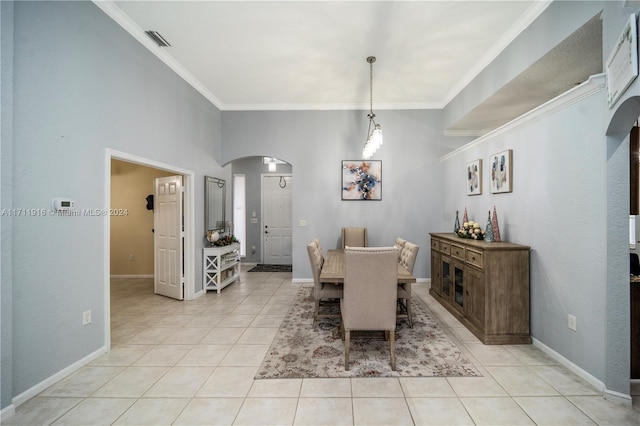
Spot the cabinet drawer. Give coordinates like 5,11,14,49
431,239,440,251
440,242,451,255
451,244,465,260
466,249,483,269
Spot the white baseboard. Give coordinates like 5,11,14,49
532,337,632,406
110,274,153,279
11,346,108,409
1,404,15,423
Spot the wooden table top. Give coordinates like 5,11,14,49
319,249,416,284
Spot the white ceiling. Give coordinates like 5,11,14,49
96,1,602,134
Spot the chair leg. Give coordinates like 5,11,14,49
407,296,413,328
313,298,320,329
389,330,396,371
344,329,350,371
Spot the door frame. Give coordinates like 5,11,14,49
104,149,195,350
260,173,292,263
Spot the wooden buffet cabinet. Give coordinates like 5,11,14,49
429,233,531,344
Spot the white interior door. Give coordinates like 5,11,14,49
263,175,292,264
154,175,184,300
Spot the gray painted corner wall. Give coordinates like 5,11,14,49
7,0,224,398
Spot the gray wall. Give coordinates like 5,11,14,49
222,109,471,280
440,77,610,388
4,0,226,401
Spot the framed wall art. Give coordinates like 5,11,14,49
490,149,512,193
466,159,482,195
341,160,381,200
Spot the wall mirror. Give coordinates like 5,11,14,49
205,176,225,232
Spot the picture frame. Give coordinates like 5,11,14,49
606,14,638,109
490,150,513,193
341,160,382,200
466,159,482,195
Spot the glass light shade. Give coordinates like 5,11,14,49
362,124,383,160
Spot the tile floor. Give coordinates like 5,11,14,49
5,267,640,425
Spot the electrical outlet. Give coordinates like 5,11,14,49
568,314,576,331
129,255,134,262
82,310,92,326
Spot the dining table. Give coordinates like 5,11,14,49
319,249,416,284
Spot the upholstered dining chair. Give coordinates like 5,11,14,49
342,246,398,371
341,227,368,249
394,238,407,261
307,240,343,329
397,241,419,328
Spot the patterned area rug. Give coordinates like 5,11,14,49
256,287,482,378
248,264,292,272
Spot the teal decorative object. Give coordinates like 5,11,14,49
484,210,494,242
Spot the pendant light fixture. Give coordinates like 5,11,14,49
363,56,383,160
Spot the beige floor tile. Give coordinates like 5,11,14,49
406,397,475,425
248,378,302,397
249,314,285,328
173,398,244,426
127,327,179,344
200,327,244,344
530,365,600,395
294,397,353,425
233,304,266,315
1,397,82,425
51,397,135,425
260,304,290,315
237,327,278,344
486,366,560,396
40,366,125,397
153,314,194,328
219,344,269,366
218,314,257,328
132,344,193,366
568,395,640,425
300,378,352,398
351,377,404,397
352,397,414,425
161,327,211,344
400,377,456,397
447,376,509,397
465,343,524,366
112,398,189,425
92,366,169,398
514,396,596,425
504,344,558,366
234,397,298,425
177,344,233,366
196,366,257,397
89,345,153,366
460,397,535,425
184,314,227,327
144,366,214,397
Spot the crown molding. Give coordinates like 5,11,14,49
92,0,224,110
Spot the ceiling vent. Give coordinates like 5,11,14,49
145,30,171,47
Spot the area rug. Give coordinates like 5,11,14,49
256,287,482,378
248,264,292,272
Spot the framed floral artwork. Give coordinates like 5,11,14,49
490,149,512,193
466,159,482,195
341,160,381,200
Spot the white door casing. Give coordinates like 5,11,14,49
154,175,184,300
263,175,292,265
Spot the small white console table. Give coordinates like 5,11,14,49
203,243,240,293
